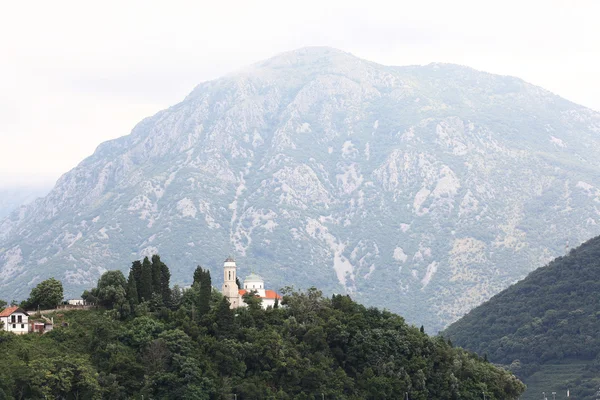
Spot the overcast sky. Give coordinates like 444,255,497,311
0,0,598,187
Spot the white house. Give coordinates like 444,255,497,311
0,306,29,335
221,257,282,309
66,299,86,306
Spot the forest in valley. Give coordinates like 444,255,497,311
0,256,525,399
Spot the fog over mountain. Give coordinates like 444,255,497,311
2,47,600,331
0,185,51,220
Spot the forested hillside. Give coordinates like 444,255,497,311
0,259,524,399
443,235,600,399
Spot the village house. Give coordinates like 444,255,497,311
0,306,29,335
31,315,54,334
221,257,282,309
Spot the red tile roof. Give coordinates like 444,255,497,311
0,306,28,317
238,289,282,300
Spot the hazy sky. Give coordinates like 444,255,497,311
0,0,598,187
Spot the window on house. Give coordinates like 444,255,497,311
12,324,15,329
21,324,24,329
17,315,22,323
11,316,15,323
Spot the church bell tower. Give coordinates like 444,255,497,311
222,256,239,308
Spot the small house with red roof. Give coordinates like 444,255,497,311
0,306,29,335
221,257,282,309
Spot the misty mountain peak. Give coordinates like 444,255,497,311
1,49,600,331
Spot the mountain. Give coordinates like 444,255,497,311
442,235,600,399
0,185,51,219
2,47,600,331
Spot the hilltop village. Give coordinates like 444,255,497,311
0,253,527,399
0,256,280,335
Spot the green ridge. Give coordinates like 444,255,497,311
443,235,600,399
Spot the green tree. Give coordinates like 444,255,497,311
28,355,101,400
82,289,98,305
126,269,139,307
198,269,211,316
0,299,6,309
242,290,262,311
151,255,163,297
192,266,211,316
23,278,63,310
160,262,171,306
215,297,234,338
193,265,204,286
140,257,153,302
130,260,143,303
96,270,128,311
170,285,183,310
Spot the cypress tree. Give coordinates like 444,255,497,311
198,269,212,316
140,256,153,302
215,296,234,338
236,277,242,289
126,269,138,307
151,255,163,296
131,260,143,303
160,263,171,306
193,266,204,286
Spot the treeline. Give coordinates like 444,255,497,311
82,255,214,318
0,256,525,399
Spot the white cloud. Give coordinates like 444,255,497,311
0,0,598,185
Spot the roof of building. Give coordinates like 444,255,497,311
239,289,282,300
0,306,28,317
244,273,264,282
224,256,235,262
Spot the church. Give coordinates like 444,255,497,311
221,257,282,309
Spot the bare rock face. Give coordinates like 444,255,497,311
2,47,600,331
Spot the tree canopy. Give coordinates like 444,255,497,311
0,256,525,399
21,277,63,310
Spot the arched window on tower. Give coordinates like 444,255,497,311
228,271,231,280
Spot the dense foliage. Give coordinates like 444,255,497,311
443,235,600,398
0,258,524,399
20,278,64,310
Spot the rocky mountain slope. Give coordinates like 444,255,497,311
0,185,50,219
2,47,600,331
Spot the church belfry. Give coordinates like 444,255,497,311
222,256,239,308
